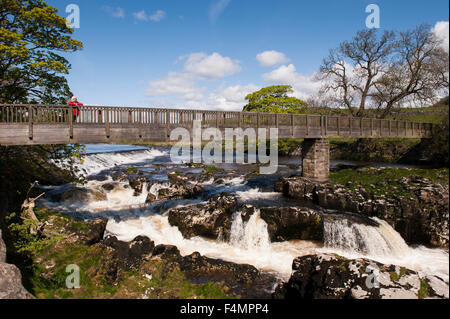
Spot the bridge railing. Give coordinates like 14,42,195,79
0,104,434,138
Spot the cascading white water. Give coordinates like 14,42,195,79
71,148,168,176
321,215,449,281
106,203,321,279
323,216,410,258
229,210,271,251
41,147,449,282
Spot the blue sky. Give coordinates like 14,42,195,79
47,0,449,110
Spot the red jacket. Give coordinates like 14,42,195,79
68,101,83,116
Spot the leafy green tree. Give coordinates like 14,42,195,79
0,0,83,103
243,85,307,113
0,1,86,229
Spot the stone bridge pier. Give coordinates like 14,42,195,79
301,138,330,181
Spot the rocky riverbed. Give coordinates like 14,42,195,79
2,145,448,299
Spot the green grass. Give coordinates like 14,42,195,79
418,280,429,299
330,167,449,198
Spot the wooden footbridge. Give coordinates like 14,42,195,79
0,104,434,180
0,104,433,146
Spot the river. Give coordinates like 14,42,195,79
37,144,449,283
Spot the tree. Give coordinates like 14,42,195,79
0,0,83,104
243,85,307,113
318,25,449,118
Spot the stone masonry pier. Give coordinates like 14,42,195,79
301,138,330,181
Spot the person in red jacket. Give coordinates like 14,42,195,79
68,96,83,122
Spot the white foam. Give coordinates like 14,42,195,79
74,148,168,176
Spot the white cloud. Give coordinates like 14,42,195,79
149,10,167,22
432,21,449,52
103,6,125,18
147,72,205,101
182,52,242,79
199,84,260,111
209,0,231,23
256,50,290,67
133,10,148,21
262,64,320,99
133,9,167,22
146,52,255,111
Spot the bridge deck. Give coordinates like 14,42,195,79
0,104,433,145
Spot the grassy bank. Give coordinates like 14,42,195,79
6,208,234,299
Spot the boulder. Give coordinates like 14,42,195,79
167,194,238,240
61,187,107,203
0,262,35,299
0,229,34,299
259,207,323,242
273,254,449,299
0,229,6,263
101,235,155,271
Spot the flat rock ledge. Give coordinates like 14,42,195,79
273,254,449,299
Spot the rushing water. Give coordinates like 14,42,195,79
38,144,449,282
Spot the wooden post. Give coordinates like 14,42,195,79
28,105,33,140
105,108,110,138
291,113,294,137
324,115,328,137
380,119,382,137
138,110,142,138
404,121,407,137
320,115,324,136
360,117,363,137
349,115,352,137
370,118,374,137
275,113,279,128
69,106,73,139
389,120,392,136
166,111,170,141
337,116,341,136
396,120,399,136
306,115,309,136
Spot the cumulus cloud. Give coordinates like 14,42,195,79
432,21,449,52
209,0,231,23
133,9,167,22
147,72,205,101
198,84,260,111
256,50,290,67
262,64,320,99
103,6,125,18
182,52,242,79
146,52,246,109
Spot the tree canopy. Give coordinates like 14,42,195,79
318,25,449,118
243,85,307,113
0,0,83,103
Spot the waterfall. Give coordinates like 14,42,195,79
323,215,411,258
229,210,271,251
